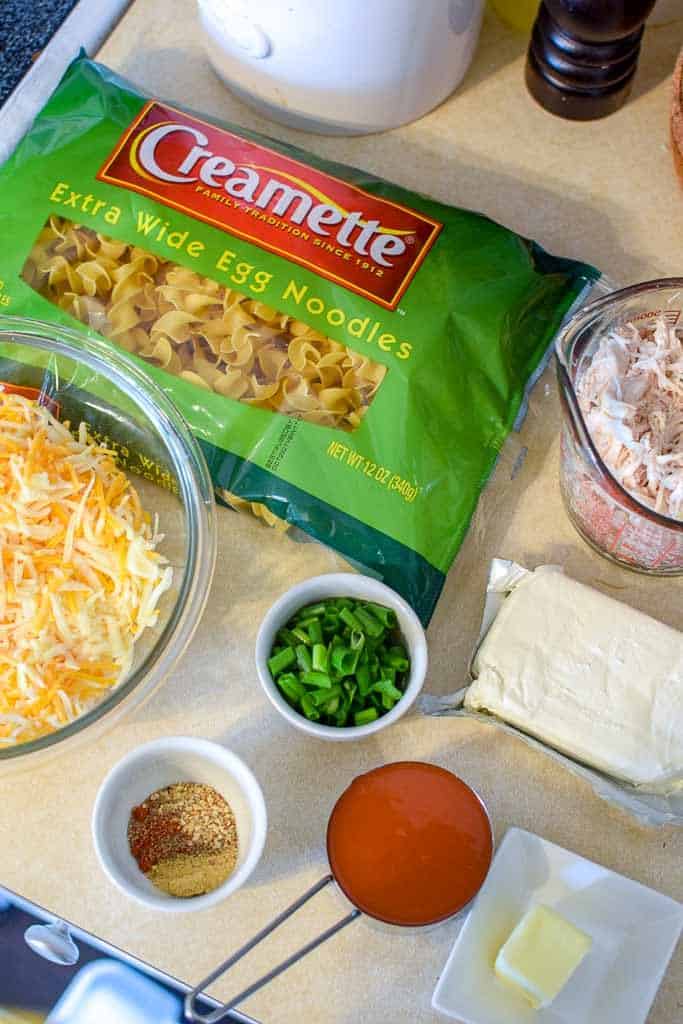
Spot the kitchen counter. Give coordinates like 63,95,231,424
1,3,682,1022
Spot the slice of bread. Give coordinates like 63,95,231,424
672,48,683,188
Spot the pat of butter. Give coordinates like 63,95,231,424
494,904,592,1009
466,568,683,790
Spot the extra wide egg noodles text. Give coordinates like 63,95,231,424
22,216,386,434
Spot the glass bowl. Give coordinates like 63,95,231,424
555,279,683,573
0,316,216,770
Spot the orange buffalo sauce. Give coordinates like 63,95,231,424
326,762,492,927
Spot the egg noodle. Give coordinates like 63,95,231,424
22,216,387,434
0,393,172,746
0,56,599,623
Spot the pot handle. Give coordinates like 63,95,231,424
184,874,360,1023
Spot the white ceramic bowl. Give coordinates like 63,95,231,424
92,737,267,912
255,573,428,741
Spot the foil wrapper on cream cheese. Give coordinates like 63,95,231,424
420,560,683,827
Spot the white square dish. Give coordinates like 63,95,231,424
432,827,683,1024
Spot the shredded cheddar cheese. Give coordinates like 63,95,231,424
0,393,172,746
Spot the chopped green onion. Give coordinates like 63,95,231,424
295,644,312,673
303,601,327,617
268,646,296,676
312,643,329,673
350,629,365,652
294,617,318,634
373,678,403,710
366,603,397,628
356,663,372,697
310,685,342,707
301,670,333,688
330,645,357,677
353,605,384,637
300,693,319,721
307,618,323,645
384,646,409,671
268,596,410,729
373,679,404,702
354,707,379,726
339,607,363,632
278,673,305,703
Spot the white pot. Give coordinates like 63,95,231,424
197,0,485,134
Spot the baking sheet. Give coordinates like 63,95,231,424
420,558,683,828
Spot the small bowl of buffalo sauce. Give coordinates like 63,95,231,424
326,761,494,930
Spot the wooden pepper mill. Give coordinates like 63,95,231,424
526,0,657,120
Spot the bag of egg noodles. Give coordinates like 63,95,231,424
0,56,599,623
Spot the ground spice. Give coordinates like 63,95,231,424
128,782,238,898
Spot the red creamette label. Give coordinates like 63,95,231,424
98,102,443,309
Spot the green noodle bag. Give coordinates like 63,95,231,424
0,56,599,623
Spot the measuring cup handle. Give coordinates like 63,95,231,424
184,874,361,1024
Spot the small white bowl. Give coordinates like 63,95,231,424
92,737,267,912
255,573,428,741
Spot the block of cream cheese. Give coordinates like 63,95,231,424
466,567,683,789
494,904,592,1008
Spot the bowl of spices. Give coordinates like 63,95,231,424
255,573,428,741
92,736,267,911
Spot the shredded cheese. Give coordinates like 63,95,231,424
0,393,172,746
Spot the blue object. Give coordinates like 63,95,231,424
0,883,257,1023
46,959,183,1024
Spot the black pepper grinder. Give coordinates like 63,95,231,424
525,0,657,120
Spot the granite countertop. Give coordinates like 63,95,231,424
0,0,78,105
0,3,682,1023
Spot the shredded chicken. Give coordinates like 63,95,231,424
577,318,683,520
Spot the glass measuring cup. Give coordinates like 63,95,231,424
555,278,683,573
184,762,493,1023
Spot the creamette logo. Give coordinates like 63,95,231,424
99,102,443,309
